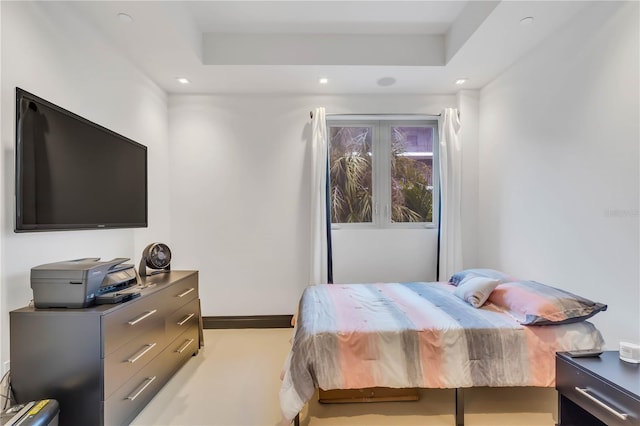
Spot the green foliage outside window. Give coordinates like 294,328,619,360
329,126,433,224
329,127,373,223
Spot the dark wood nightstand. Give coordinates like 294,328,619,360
556,351,640,426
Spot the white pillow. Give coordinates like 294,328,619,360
454,276,500,308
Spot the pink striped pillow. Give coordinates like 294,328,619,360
488,280,607,325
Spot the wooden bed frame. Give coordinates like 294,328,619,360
292,387,466,426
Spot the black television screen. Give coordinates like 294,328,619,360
15,88,148,232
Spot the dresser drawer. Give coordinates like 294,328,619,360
557,357,640,426
103,326,199,426
104,346,173,426
166,298,200,344
102,290,172,355
163,274,198,313
103,317,165,399
169,325,200,362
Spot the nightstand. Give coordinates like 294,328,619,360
556,351,639,426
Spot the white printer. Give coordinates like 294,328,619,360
30,258,138,308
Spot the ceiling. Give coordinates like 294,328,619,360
69,1,590,95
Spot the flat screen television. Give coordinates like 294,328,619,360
15,88,148,232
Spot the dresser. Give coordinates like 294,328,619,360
10,270,201,426
556,351,640,426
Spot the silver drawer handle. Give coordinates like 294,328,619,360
126,376,156,401
128,309,157,325
177,313,195,326
177,288,195,298
176,338,195,354
127,343,157,363
575,387,629,420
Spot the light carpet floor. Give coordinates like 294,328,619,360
130,329,557,426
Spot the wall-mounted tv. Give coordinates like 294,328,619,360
15,88,148,232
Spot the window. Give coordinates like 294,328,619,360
328,118,438,228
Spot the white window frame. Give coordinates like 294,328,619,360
328,116,439,230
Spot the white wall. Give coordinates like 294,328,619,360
168,94,463,316
0,2,170,366
478,1,639,348
331,229,438,284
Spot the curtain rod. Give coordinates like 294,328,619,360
309,111,442,119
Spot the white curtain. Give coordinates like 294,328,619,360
438,108,463,281
310,107,329,285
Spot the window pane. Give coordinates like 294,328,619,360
329,126,373,223
390,126,434,223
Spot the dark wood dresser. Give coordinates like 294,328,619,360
556,351,639,426
10,270,202,426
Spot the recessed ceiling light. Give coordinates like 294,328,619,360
377,77,397,87
455,78,468,85
117,13,133,23
177,77,190,84
319,77,329,85
520,16,534,25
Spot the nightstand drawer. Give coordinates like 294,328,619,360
557,356,640,426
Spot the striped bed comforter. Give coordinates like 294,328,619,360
279,282,605,422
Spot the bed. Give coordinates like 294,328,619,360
279,272,607,425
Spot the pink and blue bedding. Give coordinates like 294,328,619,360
279,281,605,423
